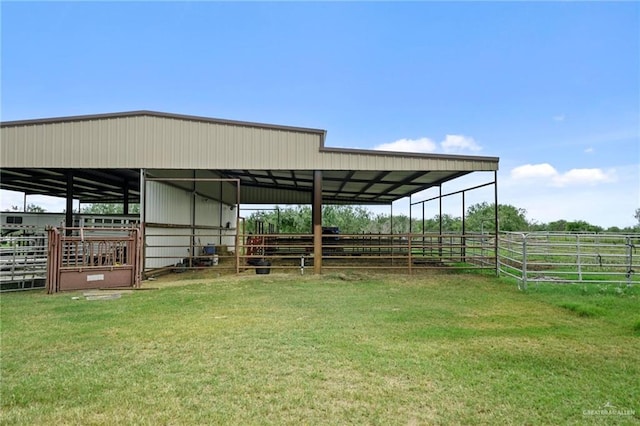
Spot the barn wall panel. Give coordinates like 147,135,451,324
2,114,498,172
145,181,192,225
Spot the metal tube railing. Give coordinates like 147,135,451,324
498,232,639,288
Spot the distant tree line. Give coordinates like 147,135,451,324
79,204,140,215
5,203,639,234
6,203,46,213
246,203,640,234
4,203,140,215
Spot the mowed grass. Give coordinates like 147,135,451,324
1,271,639,425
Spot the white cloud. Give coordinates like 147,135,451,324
500,164,638,228
374,134,482,154
440,134,482,154
510,163,558,180
584,147,594,154
553,114,566,122
510,163,617,187
374,137,437,153
552,168,617,187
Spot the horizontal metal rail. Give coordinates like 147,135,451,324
498,232,640,290
238,232,497,274
0,236,48,291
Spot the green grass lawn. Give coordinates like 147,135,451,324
1,271,639,425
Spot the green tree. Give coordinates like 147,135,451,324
248,205,375,234
546,220,568,232
4,204,46,212
367,214,392,233
465,202,529,232
565,220,603,233
247,206,310,234
26,203,45,212
81,203,140,214
322,205,373,234
437,214,462,232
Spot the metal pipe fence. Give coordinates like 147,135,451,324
499,232,639,290
143,226,239,276
238,232,497,274
1,234,48,291
1,224,140,292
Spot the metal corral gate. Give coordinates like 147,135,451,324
499,232,640,290
47,226,142,293
0,232,48,291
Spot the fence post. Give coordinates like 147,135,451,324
521,233,528,291
407,233,412,275
497,233,501,277
576,234,582,282
626,236,635,286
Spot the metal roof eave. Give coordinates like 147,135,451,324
0,110,328,137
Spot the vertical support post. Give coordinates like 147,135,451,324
133,226,142,288
494,170,499,275
219,180,224,245
313,170,323,274
123,180,130,214
625,236,634,286
65,170,74,235
140,169,146,280
409,195,412,234
390,202,394,264
438,185,443,258
46,228,57,293
407,232,412,275
521,233,528,291
462,191,466,262
422,201,425,256
277,207,281,234
189,171,197,268
577,234,582,281
236,180,241,274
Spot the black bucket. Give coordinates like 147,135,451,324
255,260,271,275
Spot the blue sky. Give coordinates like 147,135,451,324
1,1,638,228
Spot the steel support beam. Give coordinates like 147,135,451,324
313,170,322,274
494,170,499,275
65,171,74,235
123,180,130,214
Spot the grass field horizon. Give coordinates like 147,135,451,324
1,271,638,424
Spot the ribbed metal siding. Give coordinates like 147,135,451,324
145,181,192,225
1,116,323,169
143,181,238,268
240,186,311,205
314,151,498,171
2,115,497,172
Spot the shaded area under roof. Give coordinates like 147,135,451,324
0,167,476,206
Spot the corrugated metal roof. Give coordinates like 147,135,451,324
0,110,499,204
1,110,326,135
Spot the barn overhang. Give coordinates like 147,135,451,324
0,167,478,206
1,110,499,207
1,111,500,275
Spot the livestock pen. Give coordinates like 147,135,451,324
499,232,640,290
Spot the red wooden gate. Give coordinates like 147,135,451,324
46,226,142,293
